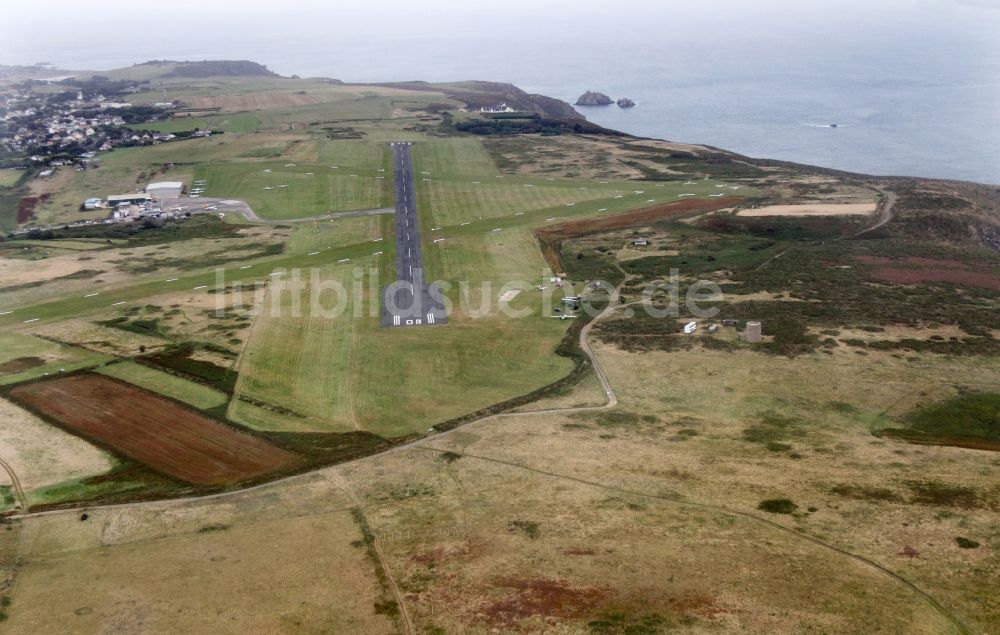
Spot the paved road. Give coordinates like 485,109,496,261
380,142,448,328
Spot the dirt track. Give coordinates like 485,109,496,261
8,374,300,485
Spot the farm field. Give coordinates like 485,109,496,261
0,332,109,386
95,361,229,410
8,374,301,485
0,397,113,511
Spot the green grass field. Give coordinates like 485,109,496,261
0,332,109,386
96,361,229,410
194,159,387,219
132,113,262,134
411,138,498,177
286,215,386,254
230,259,374,432
0,169,24,187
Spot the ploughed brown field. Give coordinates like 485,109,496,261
8,374,301,485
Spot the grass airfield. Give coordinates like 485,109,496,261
0,66,998,632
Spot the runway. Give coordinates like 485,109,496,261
380,142,448,328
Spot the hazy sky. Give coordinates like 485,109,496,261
2,0,998,77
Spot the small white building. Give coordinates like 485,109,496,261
84,197,102,210
481,102,515,113
146,181,184,199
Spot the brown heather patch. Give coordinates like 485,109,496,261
479,576,607,626
869,268,1000,291
855,254,1000,290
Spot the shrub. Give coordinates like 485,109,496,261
758,499,797,514
955,537,980,549
509,520,540,539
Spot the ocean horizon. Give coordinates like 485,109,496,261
3,0,998,183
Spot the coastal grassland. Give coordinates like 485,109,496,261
0,230,390,330
285,214,385,254
350,308,573,437
0,485,395,634
101,131,312,165
2,343,994,631
229,260,371,433
0,397,114,510
133,112,262,134
0,169,23,187
483,133,650,179
6,239,120,252
412,160,740,228
546,343,1000,633
417,178,620,227
0,332,109,386
411,137,497,177
315,138,389,170
335,439,965,634
95,360,229,410
0,223,285,309
193,161,387,219
231,222,575,437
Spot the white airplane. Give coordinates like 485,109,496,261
190,194,200,198
264,186,274,190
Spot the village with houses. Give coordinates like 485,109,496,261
0,74,197,171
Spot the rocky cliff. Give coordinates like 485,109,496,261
575,91,613,106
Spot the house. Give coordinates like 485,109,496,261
633,237,650,246
83,197,102,210
480,102,515,113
